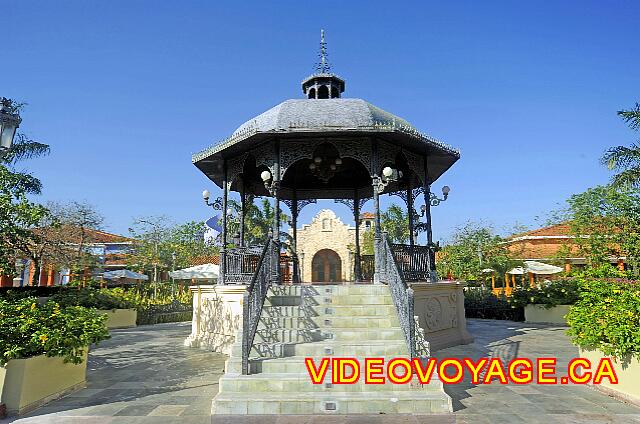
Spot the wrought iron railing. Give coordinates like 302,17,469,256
390,243,432,282
225,245,264,284
241,237,276,375
381,234,417,359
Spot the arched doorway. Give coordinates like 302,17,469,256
312,249,342,282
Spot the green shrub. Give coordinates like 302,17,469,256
0,297,110,366
49,286,193,326
509,279,580,309
566,276,640,359
464,289,524,321
52,287,135,310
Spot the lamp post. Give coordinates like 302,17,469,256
202,189,227,284
372,166,401,284
418,185,451,281
0,98,21,160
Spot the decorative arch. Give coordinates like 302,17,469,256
280,139,372,180
311,249,342,282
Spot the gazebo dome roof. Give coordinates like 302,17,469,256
231,98,415,137
192,31,460,195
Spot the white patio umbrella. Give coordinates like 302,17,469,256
169,264,219,280
523,260,563,275
102,269,149,280
507,261,563,275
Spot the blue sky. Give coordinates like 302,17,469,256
3,1,639,243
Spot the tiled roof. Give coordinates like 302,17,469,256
192,98,460,163
360,212,375,219
33,226,133,244
507,239,581,260
509,223,572,239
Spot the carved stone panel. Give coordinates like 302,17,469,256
422,294,457,332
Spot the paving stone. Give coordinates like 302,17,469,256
6,320,640,423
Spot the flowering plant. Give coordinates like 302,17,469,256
0,296,109,366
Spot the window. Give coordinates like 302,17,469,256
322,218,330,230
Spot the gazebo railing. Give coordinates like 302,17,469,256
242,237,277,375
381,234,416,359
225,245,264,284
390,243,432,282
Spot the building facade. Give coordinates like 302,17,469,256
296,209,374,282
505,222,626,272
0,228,135,287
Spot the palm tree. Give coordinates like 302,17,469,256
1,99,50,194
601,103,640,188
231,198,290,247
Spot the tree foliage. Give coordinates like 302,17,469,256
380,204,410,244
438,221,521,282
601,102,640,188
0,99,50,195
0,166,51,278
558,185,640,266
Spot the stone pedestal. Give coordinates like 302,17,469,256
412,281,474,352
184,285,246,354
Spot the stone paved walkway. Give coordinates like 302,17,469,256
4,320,640,423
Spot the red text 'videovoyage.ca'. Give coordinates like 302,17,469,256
304,357,619,385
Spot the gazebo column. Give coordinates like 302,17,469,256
407,182,415,247
239,179,246,247
372,176,383,285
353,191,362,282
291,190,300,283
422,160,438,282
272,140,282,283
220,160,228,285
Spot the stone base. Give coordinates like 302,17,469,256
413,282,474,351
184,285,246,355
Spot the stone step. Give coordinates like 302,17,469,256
231,338,411,359
254,327,405,343
218,371,444,394
254,328,323,343
212,392,452,415
262,304,399,317
268,285,392,297
293,340,409,357
265,294,395,307
235,356,435,375
257,315,400,330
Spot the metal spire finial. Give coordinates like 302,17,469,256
316,29,330,73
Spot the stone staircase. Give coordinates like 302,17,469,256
212,284,452,415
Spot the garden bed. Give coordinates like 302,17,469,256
0,352,87,415
524,304,570,324
580,348,640,406
99,309,137,329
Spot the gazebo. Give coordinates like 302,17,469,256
188,33,470,415
193,48,459,290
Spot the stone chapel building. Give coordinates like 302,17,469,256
295,209,374,282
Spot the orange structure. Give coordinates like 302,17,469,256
504,222,628,273
1,228,135,287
